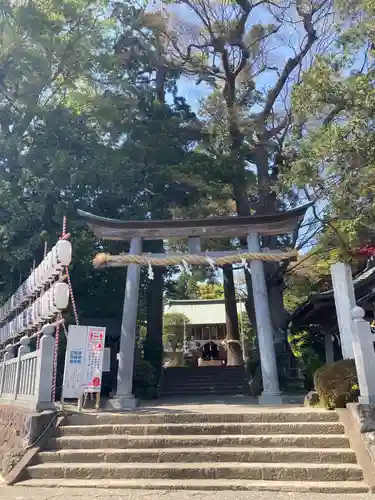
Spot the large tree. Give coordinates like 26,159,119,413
151,0,337,370
0,0,219,387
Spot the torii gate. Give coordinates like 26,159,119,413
78,205,310,407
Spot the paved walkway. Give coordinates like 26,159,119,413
0,488,373,500
65,394,306,415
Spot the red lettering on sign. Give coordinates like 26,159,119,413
92,376,101,387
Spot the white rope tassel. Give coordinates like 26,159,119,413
181,259,192,275
241,258,251,274
147,260,154,280
205,256,216,270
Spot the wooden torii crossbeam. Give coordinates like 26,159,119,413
78,205,309,240
78,204,311,409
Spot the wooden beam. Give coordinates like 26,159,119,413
86,220,302,240
78,204,312,241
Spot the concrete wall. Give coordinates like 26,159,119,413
0,404,56,476
348,403,375,467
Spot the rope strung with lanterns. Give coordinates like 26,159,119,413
0,240,72,345
93,250,298,269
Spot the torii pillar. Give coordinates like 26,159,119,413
109,237,142,409
248,233,283,404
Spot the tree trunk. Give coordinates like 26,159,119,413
144,239,164,385
223,265,243,366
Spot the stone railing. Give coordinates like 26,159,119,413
351,306,375,405
0,326,55,411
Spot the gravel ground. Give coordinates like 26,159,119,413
0,489,373,500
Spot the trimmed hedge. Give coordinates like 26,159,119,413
314,359,359,410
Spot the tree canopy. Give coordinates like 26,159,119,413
0,0,374,369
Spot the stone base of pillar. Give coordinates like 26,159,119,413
258,392,285,406
359,395,375,405
105,394,139,410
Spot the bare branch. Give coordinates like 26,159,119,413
322,102,346,126
266,112,291,138
260,2,334,119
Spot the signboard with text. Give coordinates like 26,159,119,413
62,325,107,399
82,326,106,393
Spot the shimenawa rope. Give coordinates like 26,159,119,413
93,250,298,268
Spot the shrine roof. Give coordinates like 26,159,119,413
165,299,246,325
77,204,312,240
289,265,375,333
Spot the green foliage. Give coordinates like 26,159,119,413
314,359,359,410
289,330,325,390
286,0,375,257
166,272,200,300
238,312,255,348
197,283,224,299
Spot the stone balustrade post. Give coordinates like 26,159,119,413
14,336,31,400
351,307,375,405
0,345,14,396
331,263,355,359
1,345,15,397
35,325,55,410
4,345,15,362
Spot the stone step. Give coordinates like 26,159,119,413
161,382,249,388
164,366,246,372
36,447,357,464
160,389,250,396
57,421,345,437
18,478,370,493
161,383,249,394
161,381,249,387
163,373,247,383
46,433,351,450
65,410,339,426
162,375,248,382
25,462,364,482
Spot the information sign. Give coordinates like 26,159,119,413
62,325,106,399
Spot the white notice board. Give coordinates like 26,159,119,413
62,325,106,399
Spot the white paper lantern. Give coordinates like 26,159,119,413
15,289,21,307
51,283,69,313
33,298,43,325
26,306,33,328
10,295,16,312
46,251,54,282
2,300,8,319
21,281,27,300
53,240,72,274
41,290,53,319
25,276,33,298
36,266,44,291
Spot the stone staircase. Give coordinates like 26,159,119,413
161,366,250,396
17,408,371,492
